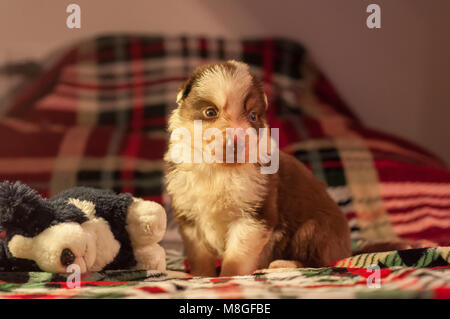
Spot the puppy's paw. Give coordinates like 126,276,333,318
356,239,439,254
268,260,303,269
403,239,438,249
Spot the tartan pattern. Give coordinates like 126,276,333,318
334,246,450,268
0,249,448,299
1,35,449,248
0,120,165,202
0,34,449,298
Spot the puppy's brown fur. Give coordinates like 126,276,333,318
164,61,351,276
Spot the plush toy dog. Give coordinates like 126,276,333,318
0,181,167,273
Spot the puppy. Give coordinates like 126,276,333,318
164,60,352,276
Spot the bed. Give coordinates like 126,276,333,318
0,34,449,299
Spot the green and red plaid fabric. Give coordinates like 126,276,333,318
0,248,449,299
0,34,449,298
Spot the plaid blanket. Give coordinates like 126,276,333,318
0,248,449,299
0,34,449,298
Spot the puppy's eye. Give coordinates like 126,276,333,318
204,108,218,118
249,112,258,122
60,248,75,266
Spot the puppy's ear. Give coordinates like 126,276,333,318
263,93,268,110
251,75,269,111
176,76,195,105
176,88,184,105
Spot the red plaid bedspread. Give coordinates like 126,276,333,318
0,34,449,299
1,34,449,250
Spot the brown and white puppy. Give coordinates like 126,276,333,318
164,60,352,277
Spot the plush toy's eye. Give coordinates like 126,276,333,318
60,248,75,266
249,112,258,122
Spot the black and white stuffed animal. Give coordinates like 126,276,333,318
0,181,166,273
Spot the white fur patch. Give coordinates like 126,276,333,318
8,222,90,273
220,217,271,275
195,61,253,118
225,218,269,256
67,198,120,272
165,162,268,255
125,198,167,271
80,216,120,272
126,198,167,246
68,198,95,218
133,243,166,271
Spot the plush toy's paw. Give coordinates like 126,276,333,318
133,243,166,271
126,199,167,246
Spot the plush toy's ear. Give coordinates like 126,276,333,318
7,234,33,261
0,181,54,236
0,237,40,272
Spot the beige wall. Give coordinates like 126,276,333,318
1,0,449,164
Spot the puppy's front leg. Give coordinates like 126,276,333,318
220,219,271,277
180,225,218,277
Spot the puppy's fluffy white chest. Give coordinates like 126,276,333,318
166,163,268,254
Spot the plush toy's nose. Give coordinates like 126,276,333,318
60,248,76,266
